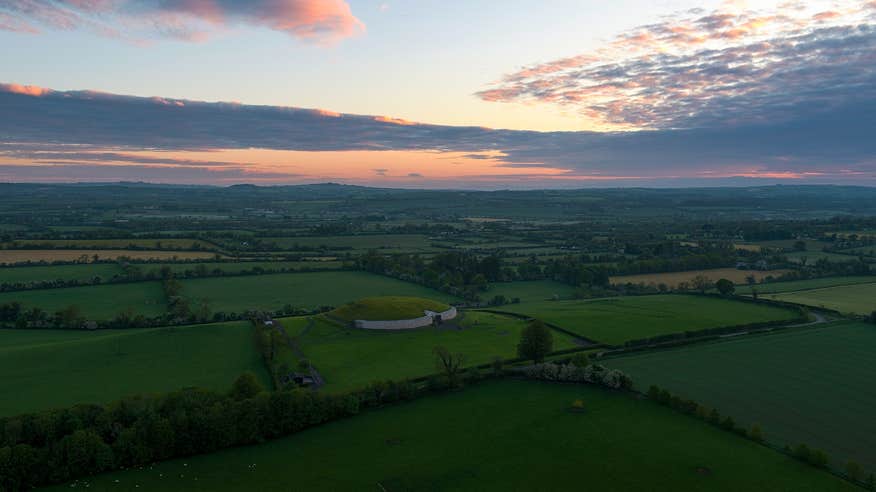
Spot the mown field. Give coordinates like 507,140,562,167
0,321,269,416
495,295,798,345
0,263,124,284
607,323,876,473
736,276,876,295
0,249,221,264
52,380,855,491
485,280,578,303
762,283,876,315
610,268,791,287
0,281,167,319
281,311,579,393
181,271,457,313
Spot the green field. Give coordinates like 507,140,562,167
281,311,578,393
330,296,450,321
0,321,269,416
736,276,876,295
494,295,798,345
485,280,578,303
607,322,876,473
181,271,457,313
0,263,124,284
263,234,434,251
784,251,863,264
154,260,344,275
52,380,854,491
763,283,876,314
0,281,167,319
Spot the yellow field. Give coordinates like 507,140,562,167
733,243,762,252
0,249,222,264
611,268,791,287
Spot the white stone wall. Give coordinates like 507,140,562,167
355,306,457,330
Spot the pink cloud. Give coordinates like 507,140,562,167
0,0,364,45
0,11,39,32
476,0,876,130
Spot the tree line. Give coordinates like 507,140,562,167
0,372,438,491
647,385,874,488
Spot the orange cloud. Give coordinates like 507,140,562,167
374,115,418,126
313,108,342,117
0,83,51,97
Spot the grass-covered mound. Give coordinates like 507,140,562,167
279,312,579,393
330,296,450,321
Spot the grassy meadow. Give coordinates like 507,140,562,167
607,322,876,473
51,380,855,491
181,271,457,313
485,280,578,303
281,311,578,393
762,283,876,315
0,281,167,319
0,321,269,416
736,276,876,295
494,295,798,345
0,263,124,284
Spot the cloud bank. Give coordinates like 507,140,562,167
0,0,364,44
1,82,874,185
477,1,876,130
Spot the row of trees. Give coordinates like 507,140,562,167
0,261,351,294
0,371,455,491
356,251,505,300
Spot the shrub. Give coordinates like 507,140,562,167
748,424,764,443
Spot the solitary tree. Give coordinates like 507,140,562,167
517,319,553,362
715,278,735,296
433,346,465,385
692,275,713,293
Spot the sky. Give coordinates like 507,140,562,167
0,0,875,188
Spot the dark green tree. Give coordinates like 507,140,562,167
517,319,553,362
715,278,735,296
229,372,266,401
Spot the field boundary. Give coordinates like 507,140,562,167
472,308,601,347
595,319,854,362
